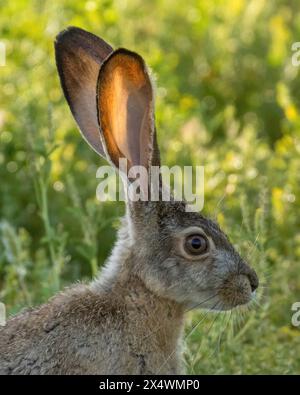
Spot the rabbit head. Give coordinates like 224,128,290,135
55,27,259,312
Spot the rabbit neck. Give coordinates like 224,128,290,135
104,272,185,374
92,214,185,326
90,216,185,373
116,274,185,374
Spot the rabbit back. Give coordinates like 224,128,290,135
0,280,183,374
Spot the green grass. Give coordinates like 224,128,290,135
0,0,300,374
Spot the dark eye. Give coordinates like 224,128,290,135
184,234,209,255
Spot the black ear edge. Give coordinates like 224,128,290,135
54,26,82,47
54,27,114,157
96,47,151,83
95,47,154,124
54,25,114,107
54,29,76,122
54,26,113,56
55,26,86,44
54,26,114,113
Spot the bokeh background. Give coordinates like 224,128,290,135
0,0,300,374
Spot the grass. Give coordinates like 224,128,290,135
0,0,300,374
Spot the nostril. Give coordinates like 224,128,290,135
250,281,257,293
239,262,259,293
249,271,259,292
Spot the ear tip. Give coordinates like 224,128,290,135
55,26,82,43
54,27,113,62
113,48,146,65
99,48,148,82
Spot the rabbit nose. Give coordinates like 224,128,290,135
239,262,259,292
245,268,259,292
249,270,259,292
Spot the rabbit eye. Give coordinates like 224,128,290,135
184,234,209,255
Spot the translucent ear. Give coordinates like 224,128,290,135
96,49,157,173
55,26,113,157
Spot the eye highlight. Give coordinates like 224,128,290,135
184,234,209,255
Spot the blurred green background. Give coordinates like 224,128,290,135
0,0,300,374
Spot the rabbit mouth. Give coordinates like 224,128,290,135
217,274,255,310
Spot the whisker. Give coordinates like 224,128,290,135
214,309,232,356
190,304,223,368
184,293,219,313
142,294,220,343
156,301,220,374
185,301,220,341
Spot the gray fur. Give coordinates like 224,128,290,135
0,27,258,375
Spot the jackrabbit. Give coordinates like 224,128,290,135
0,27,259,375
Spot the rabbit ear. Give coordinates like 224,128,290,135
55,26,113,157
97,48,159,175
